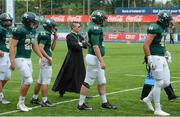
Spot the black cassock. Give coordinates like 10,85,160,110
52,32,87,96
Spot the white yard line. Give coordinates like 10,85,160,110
125,74,180,79
0,87,143,116
1,77,180,116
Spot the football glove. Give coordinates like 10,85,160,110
165,51,172,63
147,56,156,70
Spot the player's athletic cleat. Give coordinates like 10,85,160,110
77,103,92,110
41,100,55,107
143,97,154,111
30,98,41,105
17,103,32,112
154,110,170,116
101,102,117,109
0,98,11,104
169,96,180,102
86,96,93,99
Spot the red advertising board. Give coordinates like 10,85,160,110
46,15,180,23
107,15,157,22
104,33,139,40
45,15,89,22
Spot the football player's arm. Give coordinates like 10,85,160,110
93,45,105,69
39,43,52,65
51,33,57,51
143,34,156,57
0,50,4,57
91,32,106,69
0,32,4,57
32,42,46,61
9,38,18,70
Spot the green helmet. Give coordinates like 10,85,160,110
42,19,57,33
90,10,107,26
0,13,13,27
21,12,39,29
157,11,172,28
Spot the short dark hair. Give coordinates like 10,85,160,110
70,22,80,29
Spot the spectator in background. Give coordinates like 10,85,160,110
52,22,88,97
169,22,176,44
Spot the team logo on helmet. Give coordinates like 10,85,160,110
90,10,107,26
157,11,172,28
42,19,57,33
21,12,39,29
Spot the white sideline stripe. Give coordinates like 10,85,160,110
0,87,142,116
125,74,180,79
1,80,180,116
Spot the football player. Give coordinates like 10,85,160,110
0,13,13,104
30,19,57,107
77,10,117,110
10,12,46,112
143,11,173,116
140,66,180,102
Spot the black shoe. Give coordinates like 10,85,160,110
101,102,117,109
59,94,64,98
30,98,41,105
86,96,93,99
169,96,180,102
41,100,55,107
77,103,92,110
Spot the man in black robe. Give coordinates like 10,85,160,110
52,22,88,97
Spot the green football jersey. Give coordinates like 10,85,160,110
0,26,12,52
147,23,168,56
37,31,52,57
87,23,105,56
12,26,36,58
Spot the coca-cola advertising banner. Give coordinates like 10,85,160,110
45,15,89,22
46,15,180,23
104,33,139,40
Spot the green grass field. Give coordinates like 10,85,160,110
0,41,180,116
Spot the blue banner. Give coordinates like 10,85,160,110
115,7,180,14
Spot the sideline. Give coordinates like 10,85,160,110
0,79,180,116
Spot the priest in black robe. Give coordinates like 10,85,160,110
52,22,88,97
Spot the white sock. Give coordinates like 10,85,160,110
155,102,161,111
18,96,25,104
33,95,38,99
100,94,107,103
42,97,47,103
79,95,86,106
152,86,161,111
0,92,4,100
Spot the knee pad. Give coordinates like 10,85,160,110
83,82,90,89
163,80,170,88
155,80,164,88
153,69,163,80
24,77,33,85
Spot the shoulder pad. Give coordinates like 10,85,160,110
40,31,46,36
89,25,102,35
12,27,22,34
147,24,159,34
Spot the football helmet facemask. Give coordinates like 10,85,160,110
0,13,13,27
21,12,39,29
42,19,57,33
157,11,172,28
90,10,107,26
